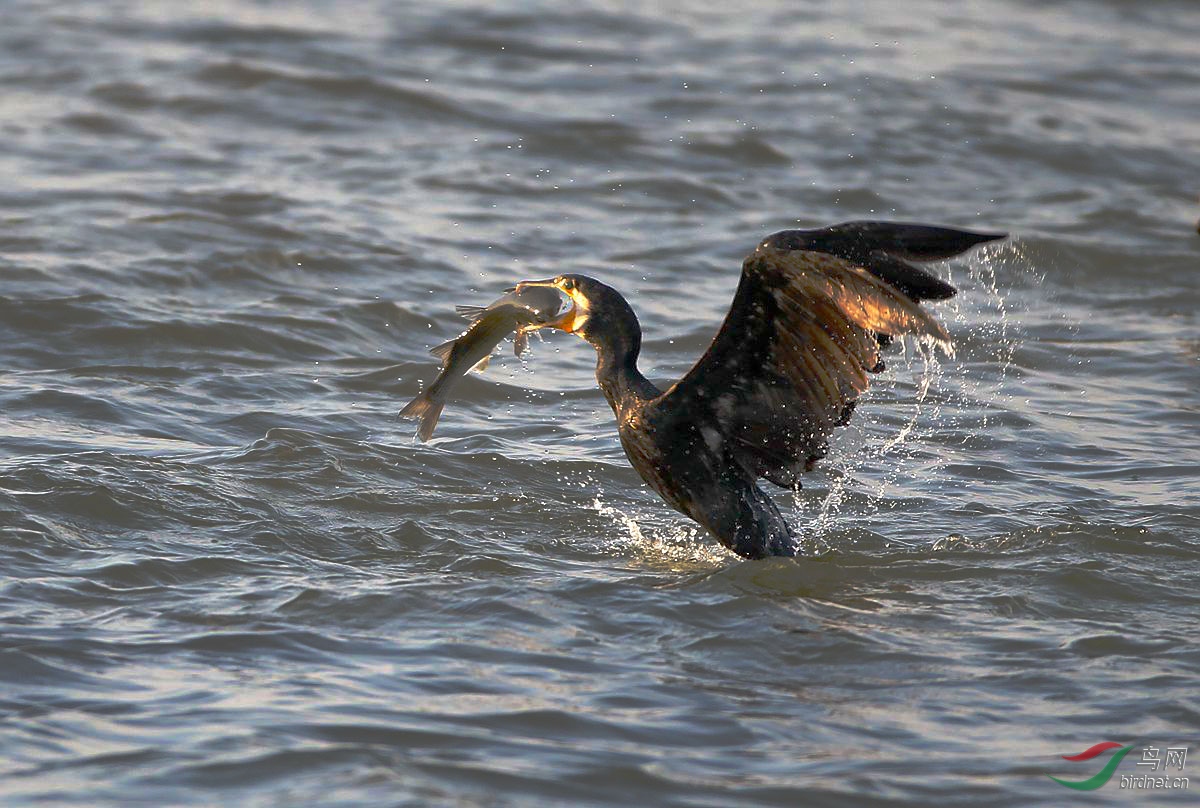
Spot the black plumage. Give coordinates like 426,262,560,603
517,221,1005,559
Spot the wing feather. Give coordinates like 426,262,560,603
646,245,953,488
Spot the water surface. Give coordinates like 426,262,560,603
2,1,1198,805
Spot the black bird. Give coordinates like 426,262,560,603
516,221,1004,559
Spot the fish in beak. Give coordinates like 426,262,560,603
398,283,573,441
515,278,581,333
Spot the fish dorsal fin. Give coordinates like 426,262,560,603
429,339,455,366
455,304,487,321
471,354,491,373
513,328,530,357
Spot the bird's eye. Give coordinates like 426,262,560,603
561,278,575,291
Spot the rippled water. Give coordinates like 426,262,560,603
2,0,1198,805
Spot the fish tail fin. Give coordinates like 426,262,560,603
398,392,445,442
455,304,487,321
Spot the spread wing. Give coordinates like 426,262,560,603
646,222,1002,488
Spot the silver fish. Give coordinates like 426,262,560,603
398,285,568,441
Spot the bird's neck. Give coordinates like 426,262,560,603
577,289,659,417
593,337,658,417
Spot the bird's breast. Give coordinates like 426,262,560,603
615,408,725,520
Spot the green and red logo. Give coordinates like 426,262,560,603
1049,742,1135,790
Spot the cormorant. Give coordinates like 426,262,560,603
516,221,1005,559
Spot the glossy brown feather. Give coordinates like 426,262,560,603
647,245,953,491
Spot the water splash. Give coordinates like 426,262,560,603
792,243,1029,547
879,337,941,456
592,496,729,565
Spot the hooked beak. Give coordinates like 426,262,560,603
514,278,579,332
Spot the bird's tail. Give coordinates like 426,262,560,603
398,392,445,442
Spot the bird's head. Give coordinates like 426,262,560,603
514,274,628,342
